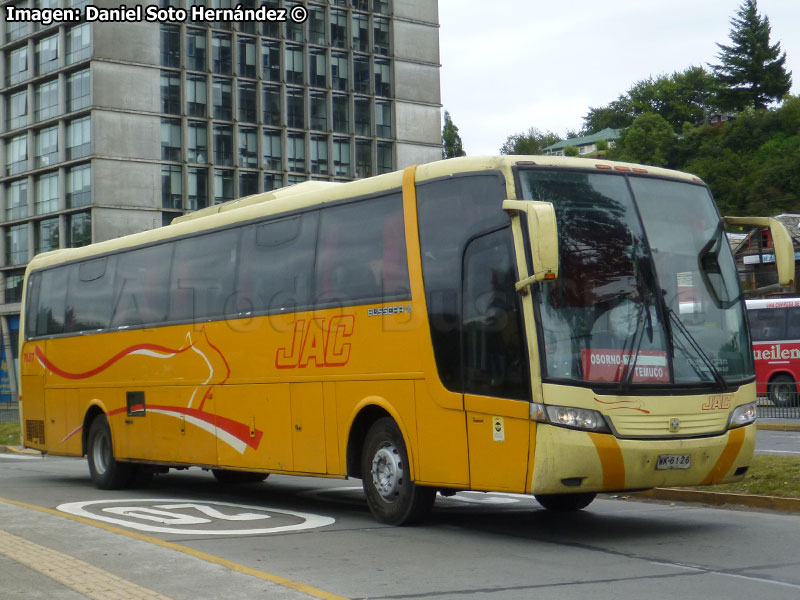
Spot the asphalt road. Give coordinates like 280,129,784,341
754,428,800,455
2,453,800,600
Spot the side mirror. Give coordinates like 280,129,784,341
724,216,795,289
503,200,559,291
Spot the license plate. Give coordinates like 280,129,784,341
656,454,691,470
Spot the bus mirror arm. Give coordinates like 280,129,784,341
503,200,559,289
724,216,795,288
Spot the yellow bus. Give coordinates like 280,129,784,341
19,156,795,524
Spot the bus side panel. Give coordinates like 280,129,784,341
290,382,327,473
20,341,46,451
215,383,293,472
414,380,469,487
42,388,82,457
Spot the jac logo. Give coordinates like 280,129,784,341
275,315,354,369
702,395,732,411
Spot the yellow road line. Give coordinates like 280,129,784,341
0,496,350,600
0,528,171,599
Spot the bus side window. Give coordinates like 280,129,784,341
787,308,800,340
36,267,68,336
748,308,786,341
66,257,115,333
111,243,172,328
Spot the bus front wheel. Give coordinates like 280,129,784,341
769,375,798,407
361,418,435,525
87,414,133,490
535,492,597,512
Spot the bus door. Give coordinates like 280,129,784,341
462,228,531,492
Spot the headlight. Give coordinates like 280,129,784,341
728,402,756,429
530,402,611,433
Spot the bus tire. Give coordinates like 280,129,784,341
211,469,269,484
534,492,596,512
87,414,133,490
768,374,798,407
361,417,435,525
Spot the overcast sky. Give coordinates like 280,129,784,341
438,0,800,155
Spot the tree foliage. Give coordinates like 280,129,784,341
442,110,466,158
608,112,675,167
710,0,792,111
499,127,561,155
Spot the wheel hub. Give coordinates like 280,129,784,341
371,443,403,500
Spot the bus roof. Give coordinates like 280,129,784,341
25,155,704,273
746,298,800,310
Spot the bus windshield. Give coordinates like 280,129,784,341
519,169,753,390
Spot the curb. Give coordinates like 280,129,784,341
631,488,800,513
757,423,800,431
0,445,40,455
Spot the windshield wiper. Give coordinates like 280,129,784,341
664,305,727,390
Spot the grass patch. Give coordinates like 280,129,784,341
0,423,20,446
691,454,800,498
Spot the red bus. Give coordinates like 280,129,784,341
746,298,800,406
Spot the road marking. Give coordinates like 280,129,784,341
0,529,171,599
0,454,41,460
755,450,800,455
0,496,350,600
57,499,334,535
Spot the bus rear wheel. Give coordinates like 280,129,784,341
212,469,269,484
361,418,435,525
535,492,596,512
87,414,134,490
769,375,798,407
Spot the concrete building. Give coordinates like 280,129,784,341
0,0,443,403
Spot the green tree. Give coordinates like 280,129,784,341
609,112,675,167
499,127,561,155
442,110,466,158
563,146,580,157
710,0,792,111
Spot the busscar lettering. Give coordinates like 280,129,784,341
275,315,355,369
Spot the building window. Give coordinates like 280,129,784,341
354,55,370,94
36,34,59,75
186,28,207,71
333,94,349,134
354,96,371,136
6,179,28,220
310,91,328,131
333,138,350,177
352,13,369,53
352,0,369,10
261,40,280,82
212,78,233,120
4,270,26,304
238,81,257,123
373,0,390,14
376,100,392,138
286,15,304,42
211,32,232,74
161,118,181,161
187,167,208,210
213,169,233,204
161,24,180,67
287,133,306,173
308,6,326,45
6,135,28,177
286,88,305,129
356,140,372,178
35,172,59,214
8,91,29,130
67,23,91,64
36,217,60,255
375,58,391,97
162,165,182,209
264,172,281,191
262,84,281,126
374,17,390,55
186,74,207,117
239,126,258,168
67,70,91,112
35,127,59,168
331,52,348,91
34,80,59,122
330,9,347,49
310,135,328,175
263,130,282,170
69,212,91,248
161,71,181,114
66,117,91,160
6,225,29,265
287,174,306,185
285,45,304,85
262,2,281,38
239,172,258,197
187,121,208,163
66,164,91,208
7,46,29,86
238,36,256,78
309,49,327,88
7,2,30,42
377,142,393,174
213,124,233,165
